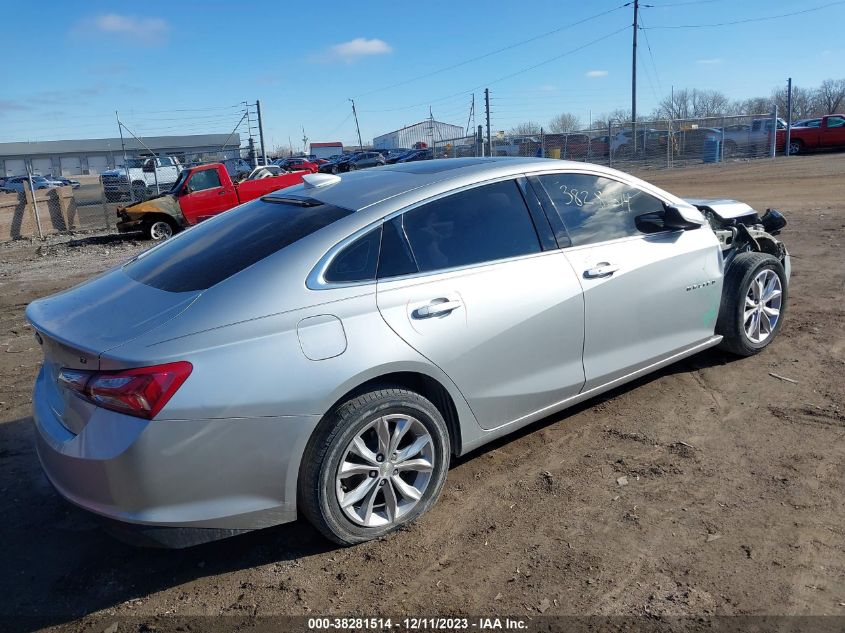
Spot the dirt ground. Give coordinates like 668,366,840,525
0,155,843,632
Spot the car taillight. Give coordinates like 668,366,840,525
57,362,192,420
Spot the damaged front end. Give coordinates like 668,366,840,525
685,198,791,280
115,194,186,234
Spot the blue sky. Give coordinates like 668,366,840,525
1,0,842,150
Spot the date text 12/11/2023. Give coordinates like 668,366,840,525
307,617,529,630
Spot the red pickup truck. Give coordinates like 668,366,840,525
116,163,307,240
787,114,845,154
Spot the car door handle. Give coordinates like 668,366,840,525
413,299,463,319
583,263,620,279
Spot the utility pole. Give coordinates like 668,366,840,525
243,102,257,167
484,88,492,157
256,99,267,165
785,77,793,156
118,118,161,195
301,126,309,155
116,110,133,203
631,0,639,154
349,98,363,150
429,106,435,153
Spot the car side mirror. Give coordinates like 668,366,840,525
663,204,704,230
636,205,703,233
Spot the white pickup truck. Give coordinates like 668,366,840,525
101,156,183,202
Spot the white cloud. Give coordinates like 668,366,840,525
72,14,169,45
586,70,608,78
315,38,393,63
696,58,723,65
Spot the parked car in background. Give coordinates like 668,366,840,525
2,175,60,192
786,114,845,154
43,174,81,189
394,148,432,163
492,135,539,157
27,158,790,548
318,151,385,173
115,161,306,240
101,155,183,202
221,158,253,181
721,118,786,157
274,157,318,173
792,118,821,128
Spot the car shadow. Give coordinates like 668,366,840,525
452,346,737,465
0,416,334,631
0,348,737,630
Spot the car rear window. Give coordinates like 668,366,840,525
124,198,353,292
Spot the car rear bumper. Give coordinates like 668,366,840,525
33,366,320,544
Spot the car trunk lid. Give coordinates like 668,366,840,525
27,268,201,434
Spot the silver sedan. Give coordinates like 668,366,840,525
27,158,790,546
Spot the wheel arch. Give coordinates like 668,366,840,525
321,370,465,457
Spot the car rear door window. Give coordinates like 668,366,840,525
537,173,667,246
378,216,419,279
124,198,354,292
324,227,381,283
400,180,542,273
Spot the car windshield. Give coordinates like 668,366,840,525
169,169,190,193
123,197,355,292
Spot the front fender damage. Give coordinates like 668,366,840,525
116,194,186,232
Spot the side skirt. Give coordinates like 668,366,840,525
459,335,723,455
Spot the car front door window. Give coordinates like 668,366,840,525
187,169,221,193
537,173,667,245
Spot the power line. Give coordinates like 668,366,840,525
645,0,845,28
364,25,630,116
354,3,628,99
637,12,663,96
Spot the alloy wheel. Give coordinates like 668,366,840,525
744,269,782,343
335,414,434,528
149,220,173,241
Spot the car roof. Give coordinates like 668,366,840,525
267,157,628,212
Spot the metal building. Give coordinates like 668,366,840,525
373,120,465,150
0,133,240,177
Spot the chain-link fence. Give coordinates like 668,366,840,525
466,111,784,169
0,150,260,241
0,112,788,242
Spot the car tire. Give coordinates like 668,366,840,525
716,252,787,357
348,163,358,171
723,140,737,158
144,218,176,241
299,388,450,546
331,165,339,175
104,192,118,202
788,139,803,156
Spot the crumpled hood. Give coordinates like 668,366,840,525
120,193,181,217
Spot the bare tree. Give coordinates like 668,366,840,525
548,112,581,133
816,79,845,114
657,88,729,120
508,121,542,136
772,85,817,119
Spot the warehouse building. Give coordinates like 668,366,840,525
0,133,240,177
373,120,465,150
